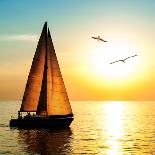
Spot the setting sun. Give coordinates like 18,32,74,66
0,0,155,101
88,39,140,82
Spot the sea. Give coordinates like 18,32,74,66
1,101,155,155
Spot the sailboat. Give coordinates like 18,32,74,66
10,22,74,128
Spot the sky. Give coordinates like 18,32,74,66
0,0,155,100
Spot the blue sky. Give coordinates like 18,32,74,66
0,0,155,34
1,0,155,100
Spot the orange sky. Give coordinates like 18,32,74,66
0,0,155,100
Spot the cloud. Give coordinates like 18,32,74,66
0,34,39,42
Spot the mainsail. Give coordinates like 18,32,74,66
20,22,73,116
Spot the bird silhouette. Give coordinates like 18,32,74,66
92,36,107,42
110,55,138,64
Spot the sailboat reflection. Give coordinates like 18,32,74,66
18,129,72,155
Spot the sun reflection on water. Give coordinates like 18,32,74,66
104,101,124,155
3,101,155,154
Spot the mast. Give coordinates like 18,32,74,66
36,22,48,115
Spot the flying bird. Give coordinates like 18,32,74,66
92,36,107,42
110,55,138,64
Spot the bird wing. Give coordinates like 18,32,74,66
132,54,138,57
125,55,138,60
100,38,107,42
124,57,131,60
92,37,97,39
110,60,119,64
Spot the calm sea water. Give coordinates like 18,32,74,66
1,101,155,154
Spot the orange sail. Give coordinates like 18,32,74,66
46,29,72,115
20,22,73,116
20,23,47,112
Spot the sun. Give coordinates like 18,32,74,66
88,40,140,82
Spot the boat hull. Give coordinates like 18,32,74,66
10,117,74,128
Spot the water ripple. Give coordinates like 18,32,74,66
1,101,155,154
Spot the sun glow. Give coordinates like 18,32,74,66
104,101,124,154
88,40,140,82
